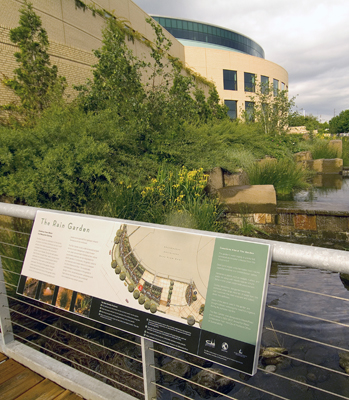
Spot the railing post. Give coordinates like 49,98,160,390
0,257,14,346
141,337,156,400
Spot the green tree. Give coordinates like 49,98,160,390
75,16,145,116
329,110,349,134
244,82,294,136
2,1,66,124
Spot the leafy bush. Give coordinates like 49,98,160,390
101,166,225,232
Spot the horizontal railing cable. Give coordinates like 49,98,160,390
0,254,24,263
12,320,143,382
10,308,142,366
151,347,289,400
0,240,28,250
3,292,142,348
0,226,31,236
11,332,144,397
265,326,349,353
268,305,349,328
154,383,202,400
257,367,349,400
269,282,349,302
1,268,21,276
258,347,349,378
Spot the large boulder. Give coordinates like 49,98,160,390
293,151,312,162
224,169,249,186
206,167,224,193
303,158,343,174
218,185,277,213
191,368,235,398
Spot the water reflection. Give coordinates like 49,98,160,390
278,175,349,212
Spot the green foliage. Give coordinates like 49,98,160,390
329,110,349,134
342,137,349,166
288,112,329,135
101,166,225,232
1,1,66,125
76,15,228,143
243,82,294,136
75,17,145,116
247,158,310,198
0,106,115,211
308,139,341,159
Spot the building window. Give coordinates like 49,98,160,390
223,70,237,91
244,72,255,92
273,79,279,96
224,100,237,119
281,82,285,91
261,75,269,93
245,101,255,121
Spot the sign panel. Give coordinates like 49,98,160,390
17,210,272,375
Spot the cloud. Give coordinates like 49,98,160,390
133,0,349,121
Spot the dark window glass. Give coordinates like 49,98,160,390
261,75,269,94
273,79,279,96
223,70,237,91
245,101,255,122
244,72,255,92
152,18,265,58
225,100,237,120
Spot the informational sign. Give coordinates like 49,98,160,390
17,210,272,375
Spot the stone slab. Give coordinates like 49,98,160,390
224,170,249,186
218,185,276,213
322,158,343,174
207,167,223,193
293,151,312,162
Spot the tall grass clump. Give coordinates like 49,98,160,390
342,137,349,166
0,217,32,295
247,158,310,198
309,139,340,159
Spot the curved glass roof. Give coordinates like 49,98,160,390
152,16,265,59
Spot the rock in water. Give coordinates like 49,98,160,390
191,368,235,398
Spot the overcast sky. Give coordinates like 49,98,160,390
133,0,349,122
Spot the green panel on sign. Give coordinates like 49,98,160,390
202,238,270,345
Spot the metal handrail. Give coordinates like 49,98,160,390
1,201,348,273
1,201,349,400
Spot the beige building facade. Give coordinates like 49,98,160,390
0,0,288,119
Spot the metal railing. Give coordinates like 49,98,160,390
1,202,349,400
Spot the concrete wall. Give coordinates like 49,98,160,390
0,0,185,105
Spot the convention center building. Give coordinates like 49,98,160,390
1,0,288,119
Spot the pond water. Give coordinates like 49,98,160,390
159,262,349,400
278,175,349,212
